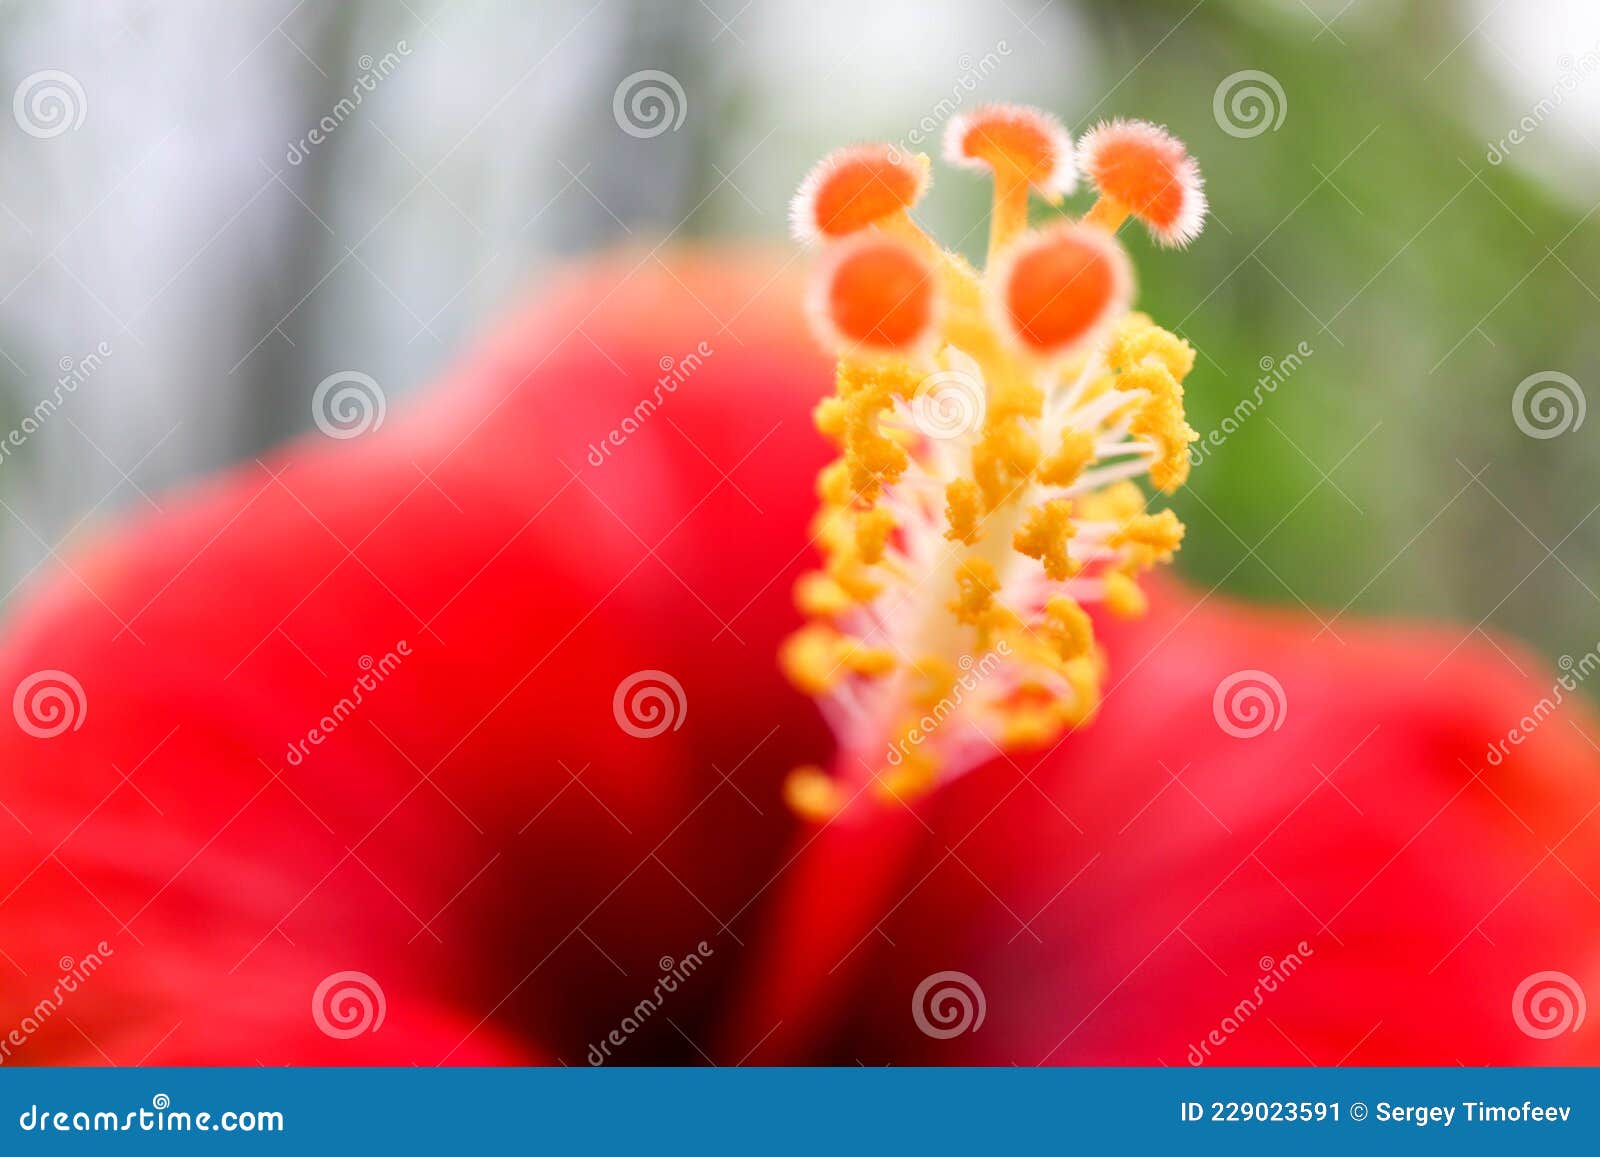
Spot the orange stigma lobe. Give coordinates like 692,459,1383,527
945,103,1075,258
945,104,1074,194
1079,120,1206,247
812,236,937,353
995,223,1130,357
790,145,929,243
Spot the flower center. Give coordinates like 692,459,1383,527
782,106,1207,820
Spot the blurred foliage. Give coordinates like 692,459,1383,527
1065,0,1600,667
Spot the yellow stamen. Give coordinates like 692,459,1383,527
795,571,854,617
854,507,897,564
782,105,1208,817
1103,569,1148,618
1112,510,1185,562
944,479,984,544
825,552,882,603
1039,429,1096,488
779,624,849,696
950,557,1002,625
1043,595,1095,661
784,766,844,821
1013,499,1079,582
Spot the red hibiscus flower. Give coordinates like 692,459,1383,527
2,112,1597,1068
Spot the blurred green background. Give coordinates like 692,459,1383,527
2,0,1597,668
1068,0,1600,671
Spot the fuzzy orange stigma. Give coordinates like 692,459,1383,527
789,144,931,244
806,235,938,354
944,104,1075,257
1078,119,1206,247
992,223,1131,360
782,103,1205,820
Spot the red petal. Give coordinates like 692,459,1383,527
780,579,1600,1064
0,250,826,1064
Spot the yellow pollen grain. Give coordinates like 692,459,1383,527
1039,429,1096,487
809,506,852,553
1103,569,1148,619
816,459,852,506
994,418,1041,475
794,571,854,617
971,417,1041,510
779,624,846,696
1113,509,1185,562
813,396,848,441
784,766,843,821
979,603,1023,637
1109,315,1196,380
1063,654,1102,723
1044,594,1095,661
1013,499,1079,581
854,507,897,564
944,478,984,544
1000,704,1063,748
1118,363,1195,494
1076,480,1144,523
842,643,898,678
826,552,882,603
987,375,1045,423
844,421,909,501
950,557,1002,625
779,623,896,696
